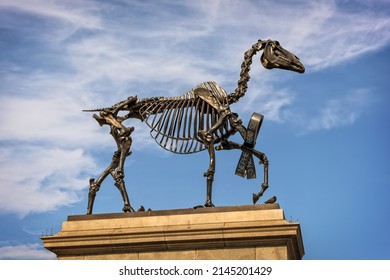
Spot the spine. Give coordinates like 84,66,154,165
228,40,264,104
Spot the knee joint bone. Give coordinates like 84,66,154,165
88,178,100,193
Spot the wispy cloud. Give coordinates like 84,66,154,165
0,243,56,260
0,0,389,217
0,145,96,217
294,89,375,134
0,0,102,30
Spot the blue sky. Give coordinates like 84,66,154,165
0,0,389,260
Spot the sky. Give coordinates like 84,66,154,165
0,0,389,260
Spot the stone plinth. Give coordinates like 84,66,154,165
41,204,304,260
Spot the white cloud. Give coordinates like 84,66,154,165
0,94,105,147
0,0,102,29
288,1,390,70
232,77,296,123
0,145,96,217
0,243,55,260
298,89,374,133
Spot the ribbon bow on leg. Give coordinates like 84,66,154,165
235,113,263,179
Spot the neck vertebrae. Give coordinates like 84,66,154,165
228,40,265,104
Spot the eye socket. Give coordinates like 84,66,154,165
274,41,280,46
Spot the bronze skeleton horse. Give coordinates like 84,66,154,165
84,39,304,214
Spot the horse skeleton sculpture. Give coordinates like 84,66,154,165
84,39,304,214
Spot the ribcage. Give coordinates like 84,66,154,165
139,81,232,154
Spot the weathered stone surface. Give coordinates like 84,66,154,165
41,204,304,260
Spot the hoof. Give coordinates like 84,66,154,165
122,205,135,213
253,193,261,204
204,201,215,208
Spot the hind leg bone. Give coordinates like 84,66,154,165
86,150,120,214
113,127,135,213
